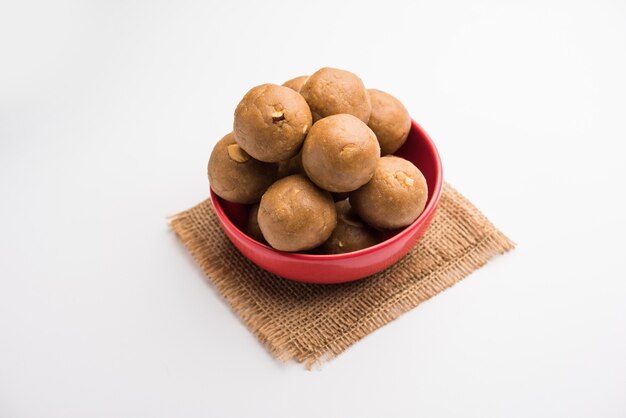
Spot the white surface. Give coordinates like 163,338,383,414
1,1,625,417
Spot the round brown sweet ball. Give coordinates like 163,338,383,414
350,156,428,229
367,89,412,155
276,149,304,179
282,75,308,93
258,174,337,252
234,83,312,163
322,200,379,254
246,204,266,244
302,114,380,193
208,133,277,204
300,68,371,123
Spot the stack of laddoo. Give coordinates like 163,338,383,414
208,68,428,254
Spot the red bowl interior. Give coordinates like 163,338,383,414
210,119,443,284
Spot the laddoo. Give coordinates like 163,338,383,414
208,133,277,204
350,156,428,229
300,68,371,123
367,89,411,155
302,114,380,193
321,199,379,254
234,84,312,162
258,174,336,252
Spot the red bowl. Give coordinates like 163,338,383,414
210,119,443,284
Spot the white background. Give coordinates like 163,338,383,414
1,1,625,417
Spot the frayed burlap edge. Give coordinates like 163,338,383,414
302,229,514,366
170,210,299,361
170,183,514,368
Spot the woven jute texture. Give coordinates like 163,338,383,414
170,183,514,367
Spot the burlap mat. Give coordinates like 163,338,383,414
170,183,514,367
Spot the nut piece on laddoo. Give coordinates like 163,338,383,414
350,156,428,229
282,75,309,93
300,67,371,123
302,114,380,193
234,83,312,163
207,133,277,204
321,199,379,254
258,174,337,252
367,89,412,155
